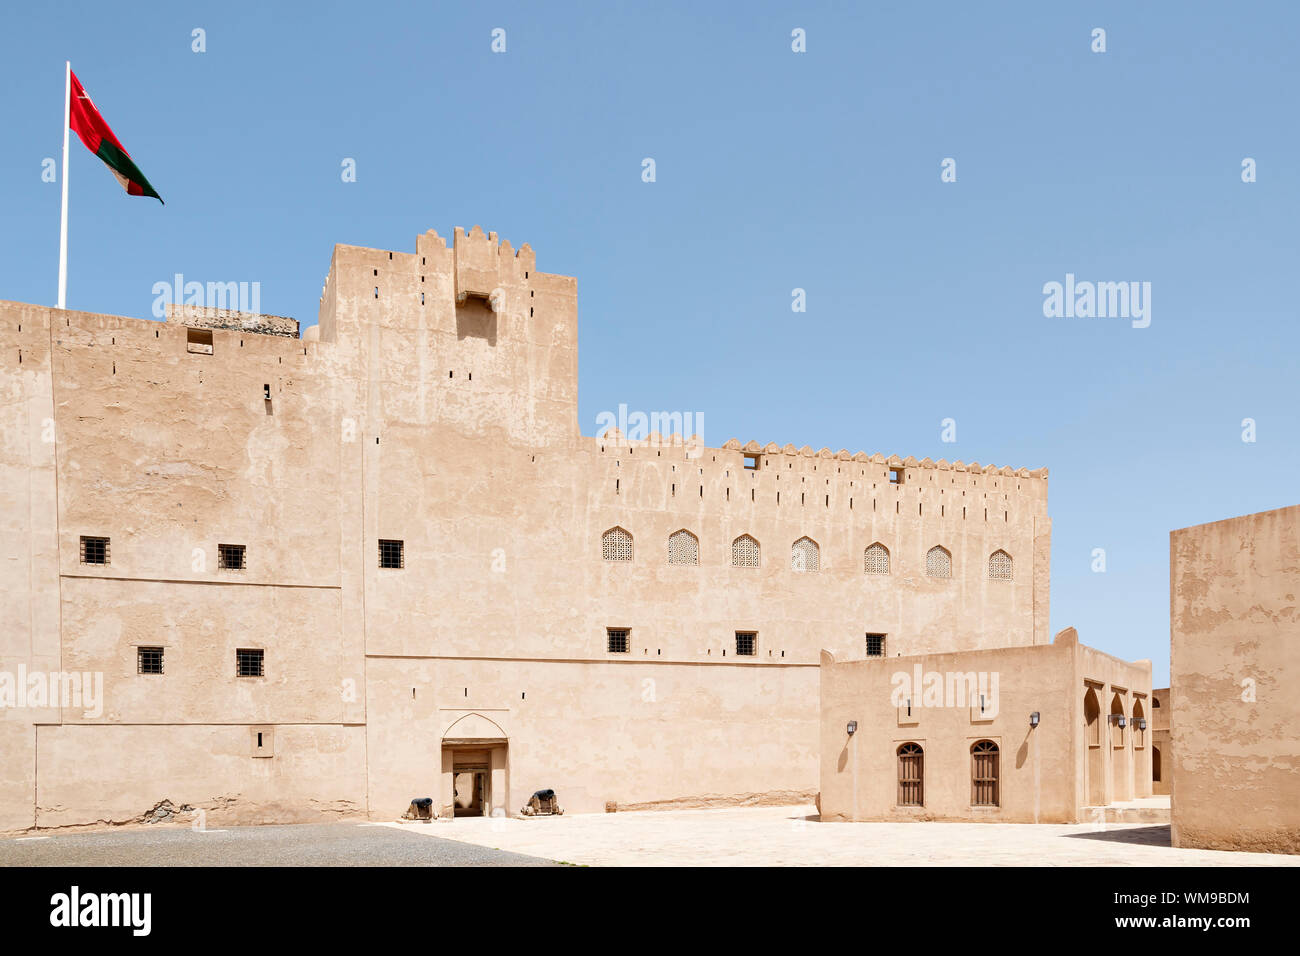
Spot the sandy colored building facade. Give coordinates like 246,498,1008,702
1151,687,1170,795
819,628,1152,823
1170,506,1300,854
0,226,1055,832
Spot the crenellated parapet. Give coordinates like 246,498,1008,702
720,438,1046,479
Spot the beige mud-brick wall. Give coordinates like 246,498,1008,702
0,307,62,832
36,724,367,828
1171,506,1300,854
0,225,1058,830
1151,687,1170,795
819,628,1150,823
819,641,1078,824
367,657,819,818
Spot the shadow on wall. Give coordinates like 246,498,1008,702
456,297,496,344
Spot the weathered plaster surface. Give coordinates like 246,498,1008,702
1170,506,1300,854
0,226,1055,830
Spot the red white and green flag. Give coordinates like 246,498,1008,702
68,68,163,203
58,63,163,308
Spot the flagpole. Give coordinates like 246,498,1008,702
57,60,70,310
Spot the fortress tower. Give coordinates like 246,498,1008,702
1,227,1053,828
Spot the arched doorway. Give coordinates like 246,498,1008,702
1110,692,1129,801
1084,687,1104,806
441,712,509,818
1152,746,1162,784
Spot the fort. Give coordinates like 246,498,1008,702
2,224,1152,830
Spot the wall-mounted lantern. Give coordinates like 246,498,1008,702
846,720,858,736
1136,717,1147,731
1029,711,1040,728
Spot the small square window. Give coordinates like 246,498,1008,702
137,646,164,675
236,648,264,678
607,628,630,654
218,543,246,570
186,328,214,354
743,453,760,471
735,632,757,656
866,633,886,658
379,539,404,569
80,536,110,565
889,468,904,485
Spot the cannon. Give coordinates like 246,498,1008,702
519,789,563,816
401,796,435,822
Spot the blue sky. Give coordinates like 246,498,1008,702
4,2,1298,684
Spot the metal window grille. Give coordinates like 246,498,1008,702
137,646,164,675
731,534,760,568
735,632,757,656
989,549,1012,580
791,537,819,572
897,743,924,806
971,740,999,806
218,543,246,570
667,529,698,565
606,629,630,653
865,634,886,657
601,527,633,562
864,543,890,575
80,536,109,565
236,648,264,677
379,539,404,569
925,546,951,578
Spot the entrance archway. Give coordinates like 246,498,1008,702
1110,693,1129,801
1084,687,1104,806
441,712,509,818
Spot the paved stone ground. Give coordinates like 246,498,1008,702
0,822,556,867
5,805,1295,866
382,804,1300,867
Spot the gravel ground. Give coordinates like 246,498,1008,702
0,822,557,867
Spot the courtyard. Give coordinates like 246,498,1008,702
2,804,1297,867
383,804,1299,867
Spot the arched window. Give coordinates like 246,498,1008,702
864,542,890,575
897,743,924,806
791,536,820,573
667,529,699,566
925,545,951,579
1085,687,1101,746
731,534,760,568
971,740,1000,806
989,549,1013,580
601,527,633,562
1152,746,1162,783
1110,693,1125,748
